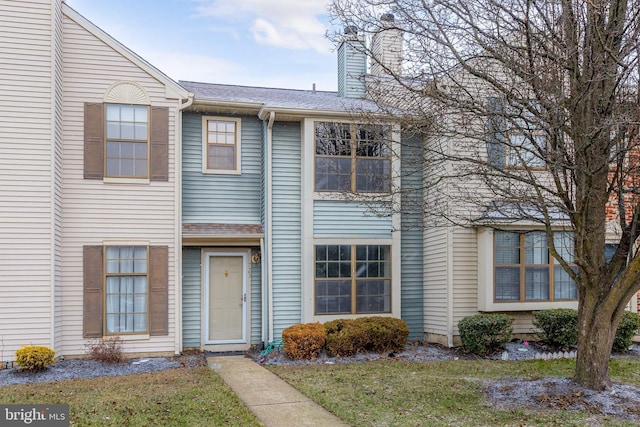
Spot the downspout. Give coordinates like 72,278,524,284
175,93,194,354
260,237,266,346
266,111,275,343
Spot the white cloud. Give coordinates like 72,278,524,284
191,0,332,53
142,52,244,84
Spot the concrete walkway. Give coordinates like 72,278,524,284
208,356,350,427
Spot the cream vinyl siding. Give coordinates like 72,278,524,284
423,227,449,339
0,0,58,357
60,15,180,356
451,228,479,336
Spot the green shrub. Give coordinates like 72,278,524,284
357,317,409,353
324,319,366,357
324,317,409,357
458,313,513,355
532,309,578,351
15,345,56,371
613,311,640,352
282,322,326,360
85,336,125,364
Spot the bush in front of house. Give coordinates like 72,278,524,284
324,317,409,357
532,309,578,351
613,311,640,352
458,313,514,355
356,317,409,353
15,345,56,371
85,336,125,364
282,322,327,360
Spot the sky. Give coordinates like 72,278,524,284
65,0,340,91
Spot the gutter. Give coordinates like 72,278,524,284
174,93,194,354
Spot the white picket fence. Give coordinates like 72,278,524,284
501,350,577,360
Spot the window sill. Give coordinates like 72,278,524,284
104,334,150,341
202,168,241,175
103,177,151,185
479,300,578,312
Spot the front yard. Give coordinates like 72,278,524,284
0,366,260,426
269,358,640,426
4,353,640,426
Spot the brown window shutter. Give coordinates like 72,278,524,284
149,246,169,335
84,103,104,179
83,246,104,338
150,107,169,181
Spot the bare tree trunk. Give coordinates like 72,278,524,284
575,290,617,390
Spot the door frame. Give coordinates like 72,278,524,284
202,249,250,349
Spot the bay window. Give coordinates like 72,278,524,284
494,230,576,302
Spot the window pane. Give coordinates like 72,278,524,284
134,106,148,122
121,122,135,139
525,266,550,300
316,245,327,261
134,276,147,293
208,145,235,170
356,158,390,192
106,105,120,121
355,125,389,157
495,231,520,264
554,266,577,300
356,279,390,313
133,314,147,332
495,267,520,300
553,232,574,264
315,157,351,191
107,123,120,139
315,280,351,314
315,122,351,155
525,232,548,264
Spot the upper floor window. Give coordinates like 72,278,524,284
487,98,547,169
106,104,149,178
494,230,576,302
315,122,391,192
202,117,241,174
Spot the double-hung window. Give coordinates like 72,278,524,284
105,246,148,334
315,244,391,314
487,98,547,169
202,117,241,173
315,122,391,192
105,104,149,178
494,231,576,302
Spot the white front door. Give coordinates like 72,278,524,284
204,252,248,346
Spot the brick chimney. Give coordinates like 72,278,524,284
337,26,367,98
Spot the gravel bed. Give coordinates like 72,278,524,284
0,357,183,387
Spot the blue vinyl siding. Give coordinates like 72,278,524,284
182,112,262,224
337,38,366,98
313,200,393,239
182,248,201,348
251,259,262,344
271,122,302,338
400,136,425,339
182,247,262,347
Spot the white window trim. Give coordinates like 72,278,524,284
477,227,578,312
201,116,242,175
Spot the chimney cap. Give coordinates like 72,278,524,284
344,25,358,35
381,13,395,22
